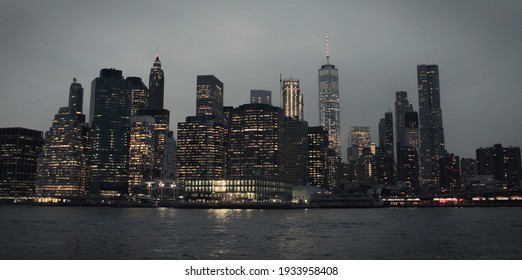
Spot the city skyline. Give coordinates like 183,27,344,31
1,1,521,159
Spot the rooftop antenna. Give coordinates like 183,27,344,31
326,32,330,65
156,43,160,58
280,73,283,109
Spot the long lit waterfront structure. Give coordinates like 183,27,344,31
183,179,291,203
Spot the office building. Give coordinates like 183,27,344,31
177,115,225,180
319,37,341,157
226,103,284,180
250,90,272,105
196,75,224,119
137,109,170,180
308,126,328,188
378,111,394,158
282,118,309,186
417,64,445,186
149,54,164,110
476,144,521,187
0,127,43,197
128,77,149,116
282,78,303,121
348,126,371,160
128,115,155,192
89,68,131,196
439,153,461,190
37,79,88,196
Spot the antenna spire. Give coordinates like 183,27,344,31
326,32,330,65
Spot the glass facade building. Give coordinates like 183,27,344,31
319,53,341,158
89,68,131,196
417,64,445,186
0,127,43,197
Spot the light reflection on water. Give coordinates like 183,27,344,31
0,206,521,259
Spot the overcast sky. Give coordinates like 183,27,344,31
1,0,521,160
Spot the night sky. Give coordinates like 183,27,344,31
1,0,521,160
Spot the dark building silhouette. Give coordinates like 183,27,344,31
417,64,445,186
394,91,413,154
196,75,224,120
69,78,84,116
397,111,420,189
148,55,164,110
250,90,272,105
308,126,328,188
439,153,461,190
378,111,394,159
0,127,43,197
476,144,521,187
89,68,131,196
282,118,309,186
375,147,395,186
460,158,476,187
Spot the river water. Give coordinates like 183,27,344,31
0,205,520,259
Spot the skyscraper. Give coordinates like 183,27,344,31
395,91,412,151
89,68,131,196
282,118,309,186
0,127,43,197
308,126,328,188
148,54,164,110
439,153,461,190
69,78,84,115
196,75,224,119
282,79,303,121
378,111,394,158
226,103,284,180
397,111,420,189
348,126,371,160
319,36,341,158
250,90,272,105
128,115,155,192
476,144,521,187
417,64,445,186
177,115,225,180
137,109,170,180
128,77,150,116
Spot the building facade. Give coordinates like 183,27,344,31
0,127,43,197
417,64,445,186
89,68,131,196
177,116,225,180
250,90,272,105
319,49,341,158
282,79,303,121
476,144,521,187
196,75,224,120
226,103,284,181
378,111,394,159
148,55,164,110
308,126,328,188
128,77,150,116
128,115,156,192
